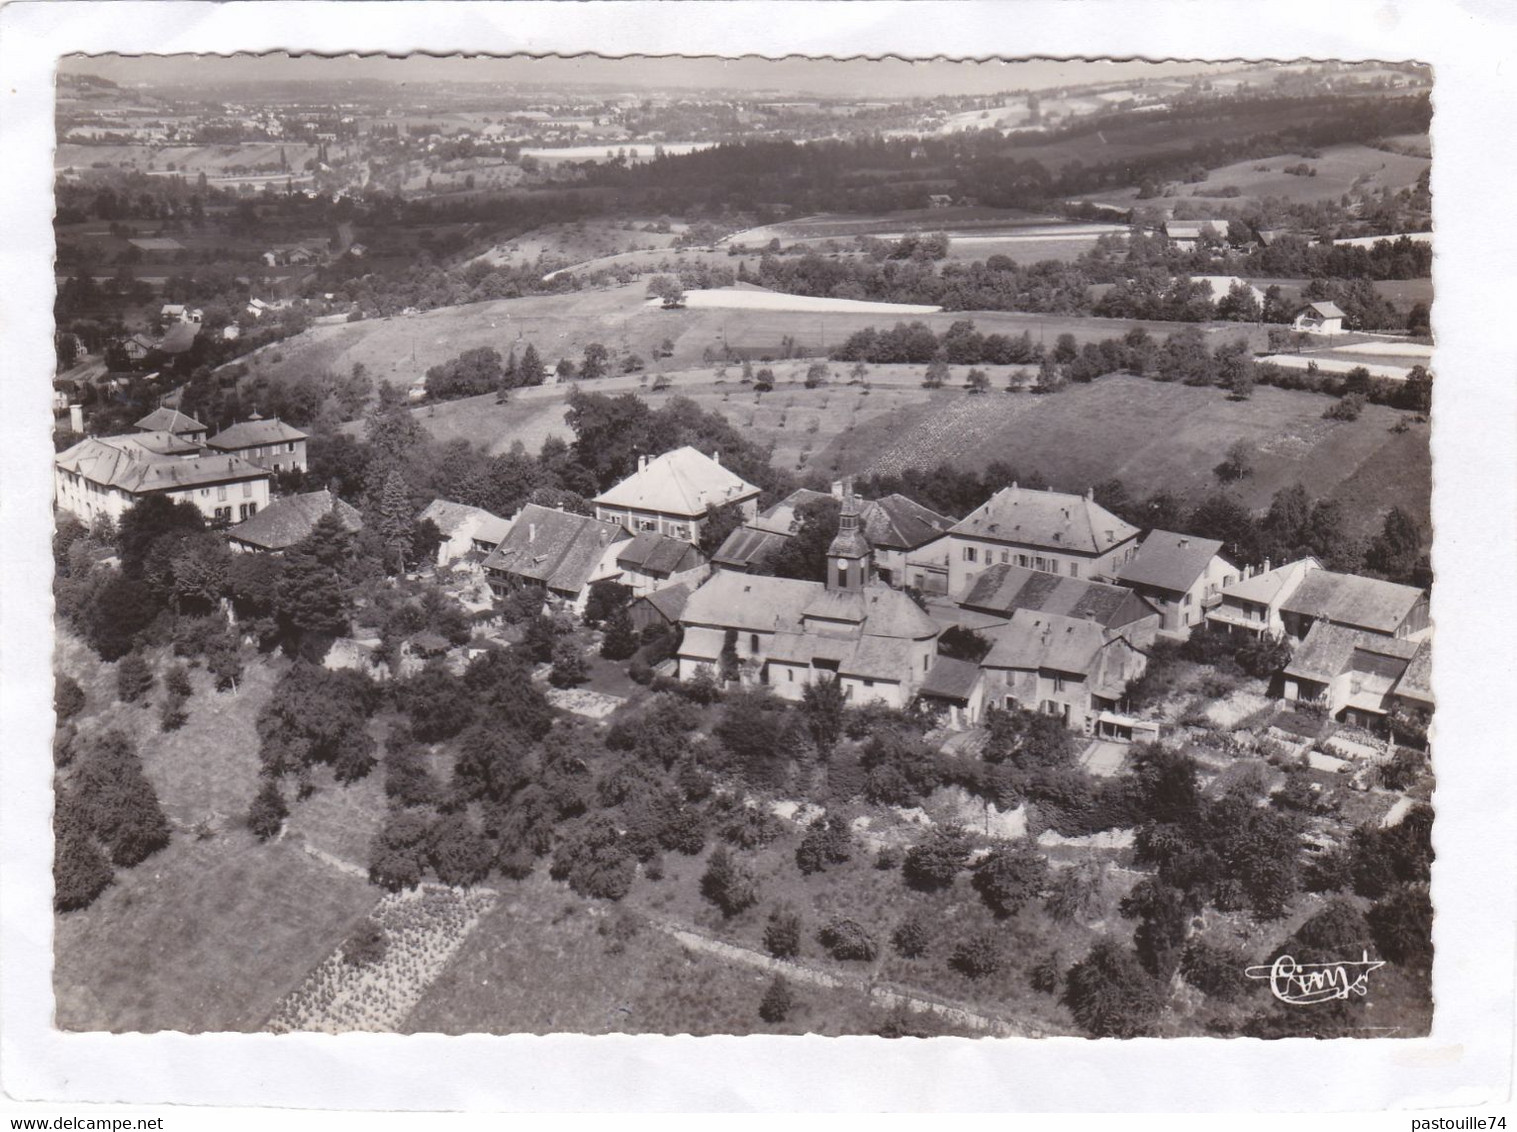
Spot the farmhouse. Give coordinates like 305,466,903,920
206,415,309,474
226,489,363,554
1164,219,1230,250
593,446,760,544
1278,569,1430,642
1281,623,1431,731
1205,557,1322,638
978,608,1150,737
860,493,957,590
614,531,711,597
418,499,513,566
133,407,208,445
482,503,630,613
954,562,1161,646
917,656,987,730
677,489,939,707
1292,300,1345,335
946,484,1141,597
55,434,271,526
1115,530,1239,638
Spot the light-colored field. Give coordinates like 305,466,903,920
1333,340,1433,358
1078,142,1430,209
669,290,942,315
1259,354,1415,381
55,142,320,176
1332,231,1433,248
469,220,686,271
519,142,714,163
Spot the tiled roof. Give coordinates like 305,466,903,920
227,490,363,550
1280,570,1426,635
419,499,511,541
1302,300,1345,319
134,407,207,435
1117,530,1229,594
56,435,267,494
958,563,1154,628
482,503,628,596
861,493,955,550
983,609,1109,675
843,636,915,683
681,571,822,633
616,531,704,576
752,488,833,535
124,430,201,458
712,525,787,569
1219,557,1320,606
1285,621,1420,684
1394,640,1434,706
638,581,693,623
920,656,983,701
208,416,308,450
593,445,759,519
950,486,1138,556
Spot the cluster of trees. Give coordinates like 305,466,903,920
423,343,547,403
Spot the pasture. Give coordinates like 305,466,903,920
56,142,320,177
467,218,687,272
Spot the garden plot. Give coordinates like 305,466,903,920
267,887,496,1034
546,686,625,719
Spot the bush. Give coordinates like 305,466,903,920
55,675,86,722
247,778,289,841
342,919,389,967
903,825,970,891
972,839,1048,917
759,975,794,1023
1324,393,1365,421
164,663,193,698
950,931,1007,979
763,907,803,958
53,794,113,912
551,816,637,901
1062,940,1164,1038
72,729,171,866
721,805,782,850
1367,884,1433,967
116,652,154,704
818,917,877,962
795,812,854,875
159,691,189,732
1179,939,1248,1001
892,913,932,958
548,637,589,687
699,846,759,917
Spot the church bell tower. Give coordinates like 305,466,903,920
826,478,873,592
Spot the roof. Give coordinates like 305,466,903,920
134,407,207,435
712,525,787,569
861,493,955,551
635,581,694,623
1394,639,1434,707
158,322,200,355
1219,557,1321,606
419,499,510,542
957,562,1154,627
1300,300,1346,319
56,435,268,494
920,656,984,701
593,445,759,519
949,486,1139,556
616,531,704,576
752,488,833,535
681,571,823,633
123,429,201,458
1117,530,1229,594
983,609,1110,675
1165,219,1228,238
226,490,363,551
1280,570,1426,635
843,636,914,683
208,416,308,450
1285,621,1420,684
482,503,628,596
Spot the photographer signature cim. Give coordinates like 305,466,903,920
1245,952,1386,1005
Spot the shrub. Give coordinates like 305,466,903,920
818,917,877,962
116,652,154,704
1179,939,1248,1001
891,913,932,959
548,638,589,688
342,919,388,967
721,805,782,850
53,793,113,913
1324,393,1365,421
1062,940,1164,1038
699,846,759,917
795,812,854,875
759,975,794,1023
164,663,193,698
55,675,86,722
247,778,288,841
551,816,637,901
763,907,803,958
950,931,1007,979
903,825,970,891
159,691,189,732
972,839,1049,917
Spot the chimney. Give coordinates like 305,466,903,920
528,523,536,542
713,451,721,466
1263,557,1271,573
1178,537,1190,549
1085,487,1094,501
638,454,649,473
69,404,84,433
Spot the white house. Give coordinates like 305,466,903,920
593,446,760,544
1292,300,1345,336
418,499,513,566
55,434,271,526
1114,530,1239,638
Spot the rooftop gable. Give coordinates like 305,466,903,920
483,503,629,595
228,490,363,550
983,608,1110,675
1280,569,1426,635
208,416,309,450
1117,530,1229,594
957,562,1153,627
861,493,956,550
950,485,1139,556
134,407,207,435
593,445,759,519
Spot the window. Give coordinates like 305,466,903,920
239,502,256,520
1052,675,1066,693
288,442,296,453
1183,592,1192,606
1068,562,1079,578
213,506,231,523
787,669,794,682
863,679,874,688
217,485,227,501
962,546,977,563
924,655,930,672
242,481,253,498
750,633,760,654
1000,549,1009,564
1018,555,1029,568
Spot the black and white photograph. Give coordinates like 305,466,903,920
2,0,1514,1118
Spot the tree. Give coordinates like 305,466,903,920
1324,393,1365,421
759,975,793,1023
375,468,414,574
801,676,846,757
580,342,610,380
368,809,431,891
1062,940,1164,1038
583,579,634,627
72,729,171,867
764,907,803,958
700,845,759,917
1215,439,1255,483
517,343,546,387
768,496,840,583
427,812,494,887
891,913,932,958
817,917,877,961
646,275,686,309
972,839,1048,917
117,495,205,577
115,652,154,704
55,674,86,722
804,361,830,389
600,608,638,660
1368,884,1433,968
697,500,746,559
951,931,1007,979
275,512,357,654
965,368,990,394
247,778,289,841
795,812,854,875
903,825,970,891
549,637,589,687
53,792,113,912
1365,507,1422,582
922,358,950,389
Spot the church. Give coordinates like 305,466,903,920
675,484,941,708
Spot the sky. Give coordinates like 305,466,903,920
60,53,1238,98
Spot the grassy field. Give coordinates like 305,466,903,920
56,142,320,176
1078,142,1429,210
819,374,1431,539
468,218,687,271
53,833,379,1032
